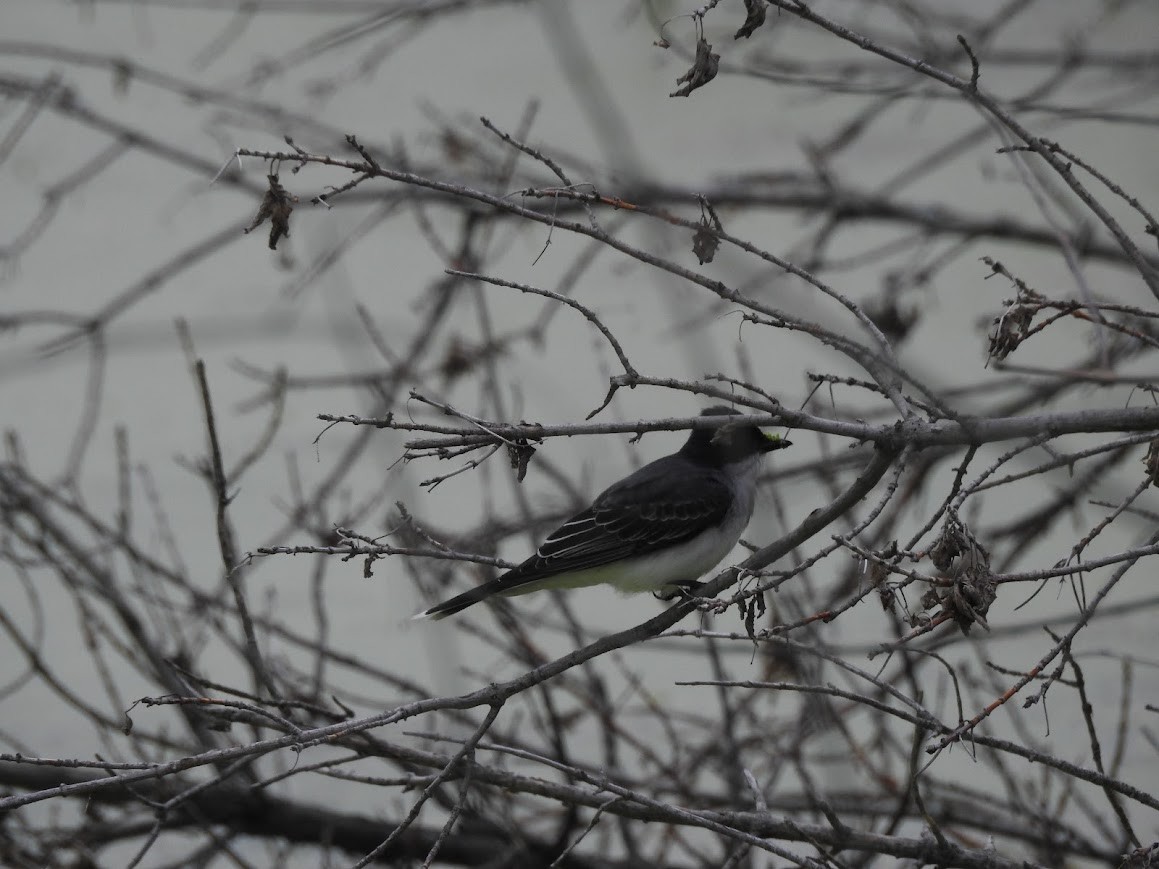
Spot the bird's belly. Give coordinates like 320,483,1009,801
608,521,744,592
523,509,745,595
502,484,756,598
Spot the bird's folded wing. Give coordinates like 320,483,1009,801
496,459,733,588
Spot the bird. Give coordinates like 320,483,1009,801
413,406,791,620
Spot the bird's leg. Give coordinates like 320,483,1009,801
653,580,707,601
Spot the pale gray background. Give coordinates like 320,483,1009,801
2,0,1158,863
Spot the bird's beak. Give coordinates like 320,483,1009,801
759,433,792,452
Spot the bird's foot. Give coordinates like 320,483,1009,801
653,580,707,602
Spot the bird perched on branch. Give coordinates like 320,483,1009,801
413,406,790,620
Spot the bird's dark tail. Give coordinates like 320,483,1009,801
411,578,508,621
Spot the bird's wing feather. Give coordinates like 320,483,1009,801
494,456,732,589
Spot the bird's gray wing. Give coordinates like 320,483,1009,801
496,456,733,589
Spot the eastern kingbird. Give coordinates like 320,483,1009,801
413,406,790,620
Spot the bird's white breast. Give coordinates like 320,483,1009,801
554,454,762,595
612,454,760,591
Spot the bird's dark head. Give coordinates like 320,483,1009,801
680,406,791,466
